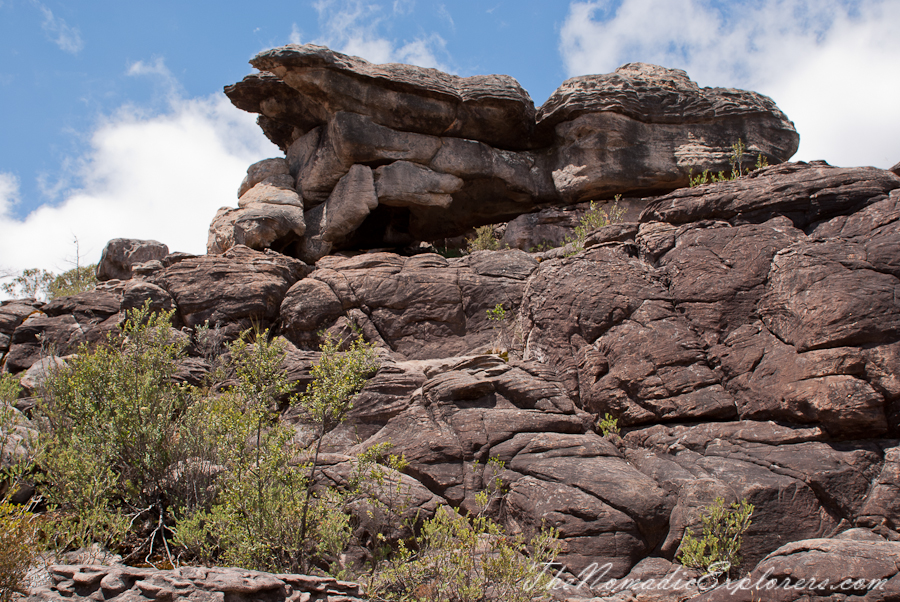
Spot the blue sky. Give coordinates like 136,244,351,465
1,0,898,275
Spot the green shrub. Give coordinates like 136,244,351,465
466,226,502,253
173,329,379,574
597,413,620,439
369,466,561,602
48,264,97,299
677,497,754,575
36,303,221,559
689,139,769,187
564,196,624,255
0,500,35,602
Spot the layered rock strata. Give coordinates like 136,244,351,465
212,44,799,262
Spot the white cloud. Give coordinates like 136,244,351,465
559,0,900,169
127,57,183,99
311,0,450,70
33,1,83,54
0,95,277,274
289,23,303,45
0,172,20,217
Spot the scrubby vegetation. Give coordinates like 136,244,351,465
0,303,559,599
689,139,770,187
466,225,503,253
563,195,625,255
677,496,754,576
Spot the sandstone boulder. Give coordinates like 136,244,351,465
97,239,169,281
150,245,310,334
542,63,800,202
236,43,540,151
695,538,900,601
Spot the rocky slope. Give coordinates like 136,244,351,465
4,158,900,601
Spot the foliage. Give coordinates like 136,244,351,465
48,264,97,299
486,303,506,323
1,268,55,301
0,500,36,602
174,329,379,574
564,195,625,255
466,226,502,253
36,302,221,562
485,303,517,360
0,376,36,602
677,497,754,575
597,413,620,439
370,459,560,602
689,139,770,187
2,264,96,301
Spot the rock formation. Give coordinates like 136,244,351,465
7,45,900,602
212,44,799,262
7,158,900,601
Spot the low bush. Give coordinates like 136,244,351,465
369,460,561,602
677,496,754,575
466,225,502,253
564,196,625,255
0,500,35,602
36,302,222,560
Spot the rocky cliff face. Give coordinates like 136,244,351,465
213,44,799,262
6,157,900,601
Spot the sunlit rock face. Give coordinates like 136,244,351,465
214,44,799,261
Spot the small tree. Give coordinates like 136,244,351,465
298,332,379,564
1,268,55,301
48,264,97,299
36,303,221,561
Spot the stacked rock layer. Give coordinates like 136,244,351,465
211,44,799,262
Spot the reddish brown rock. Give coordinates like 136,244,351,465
150,245,310,333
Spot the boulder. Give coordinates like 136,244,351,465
237,157,291,198
207,203,306,255
97,239,169,281
234,43,540,151
542,63,800,202
639,162,900,228
150,245,310,334
695,538,900,601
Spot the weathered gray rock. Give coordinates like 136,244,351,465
238,180,303,207
97,239,169,281
207,202,306,255
237,43,539,151
221,45,800,257
374,160,463,209
26,564,366,602
237,157,291,198
543,63,799,202
695,538,900,601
